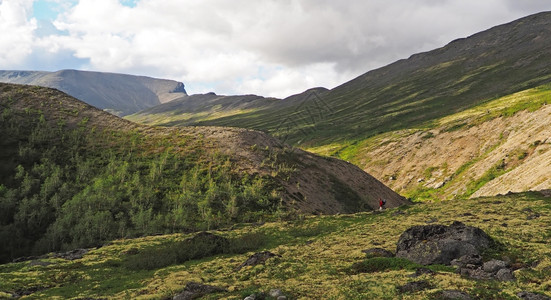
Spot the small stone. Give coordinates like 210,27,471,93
269,289,284,298
243,295,256,300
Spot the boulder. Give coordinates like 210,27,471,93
482,259,508,273
395,221,493,265
236,251,280,270
495,268,515,281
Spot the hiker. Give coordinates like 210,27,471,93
379,198,386,210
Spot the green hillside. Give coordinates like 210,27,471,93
0,83,406,264
1,192,549,299
129,12,551,148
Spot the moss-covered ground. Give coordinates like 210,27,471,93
1,192,550,299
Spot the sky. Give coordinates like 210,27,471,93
1,1,550,98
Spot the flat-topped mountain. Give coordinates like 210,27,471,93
0,69,188,116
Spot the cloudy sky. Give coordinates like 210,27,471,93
1,0,550,97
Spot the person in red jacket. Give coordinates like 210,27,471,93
379,198,386,210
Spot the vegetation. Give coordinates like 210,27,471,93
1,192,549,299
0,84,282,263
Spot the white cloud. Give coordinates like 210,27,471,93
0,0,37,67
3,0,551,97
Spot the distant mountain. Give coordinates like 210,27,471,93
126,87,329,129
130,12,551,146
0,82,406,262
0,69,188,116
126,12,551,199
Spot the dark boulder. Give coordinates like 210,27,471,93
236,251,280,270
395,221,493,265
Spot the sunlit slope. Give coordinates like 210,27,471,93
1,192,549,299
326,84,551,201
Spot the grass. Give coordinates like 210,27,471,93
1,192,550,299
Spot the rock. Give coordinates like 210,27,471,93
527,213,541,220
397,280,432,293
236,251,280,270
243,295,256,300
495,268,515,281
53,248,89,260
451,254,483,268
482,259,508,273
437,290,472,300
459,267,494,280
269,289,285,298
517,291,551,300
361,248,394,258
395,221,493,265
173,282,226,300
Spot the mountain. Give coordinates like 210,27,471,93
130,11,551,145
126,87,330,129
344,84,551,201
0,82,406,262
127,12,551,199
0,69,188,116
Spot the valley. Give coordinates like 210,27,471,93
0,10,551,300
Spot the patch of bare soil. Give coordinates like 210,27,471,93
357,105,551,199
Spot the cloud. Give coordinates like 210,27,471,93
3,0,551,97
0,0,37,67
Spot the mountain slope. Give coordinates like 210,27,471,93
339,84,551,201
126,87,329,129
0,83,406,262
0,69,188,116
130,12,551,147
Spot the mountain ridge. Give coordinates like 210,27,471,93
0,69,188,116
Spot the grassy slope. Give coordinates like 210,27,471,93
0,83,408,264
1,192,550,299
318,84,551,201
128,12,551,149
